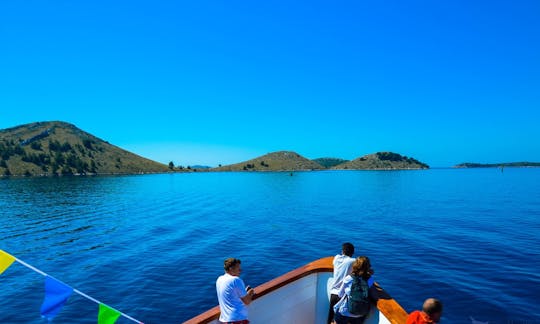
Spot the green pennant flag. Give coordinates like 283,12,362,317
0,250,15,275
98,303,121,324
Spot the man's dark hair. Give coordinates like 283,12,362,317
224,258,241,272
342,242,355,257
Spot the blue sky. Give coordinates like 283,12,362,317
1,1,539,167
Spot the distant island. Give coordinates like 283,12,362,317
0,121,171,176
332,152,429,170
212,151,326,171
454,162,540,168
212,151,429,171
1,121,431,176
312,157,349,168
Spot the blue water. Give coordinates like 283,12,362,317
1,169,540,323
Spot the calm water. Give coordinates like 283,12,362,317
1,169,539,323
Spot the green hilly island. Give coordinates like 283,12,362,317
332,152,429,170
0,121,170,176
212,151,325,171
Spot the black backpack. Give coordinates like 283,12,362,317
347,275,370,316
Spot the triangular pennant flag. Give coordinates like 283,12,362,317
98,303,121,324
0,250,15,275
40,276,73,320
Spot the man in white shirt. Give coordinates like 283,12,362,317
216,258,255,324
327,242,355,324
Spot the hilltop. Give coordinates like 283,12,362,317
212,151,325,171
0,121,170,176
332,152,429,170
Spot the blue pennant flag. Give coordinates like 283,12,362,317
40,276,73,320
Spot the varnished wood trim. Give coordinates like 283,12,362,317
183,257,407,324
377,298,409,324
183,305,221,324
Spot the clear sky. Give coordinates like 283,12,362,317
1,1,539,167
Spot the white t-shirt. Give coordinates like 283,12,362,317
330,254,355,295
334,275,374,318
216,273,248,322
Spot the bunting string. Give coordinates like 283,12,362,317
0,249,144,324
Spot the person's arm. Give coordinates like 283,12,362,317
240,286,255,305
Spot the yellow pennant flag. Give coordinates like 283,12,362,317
0,250,16,275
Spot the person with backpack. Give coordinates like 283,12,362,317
333,256,374,324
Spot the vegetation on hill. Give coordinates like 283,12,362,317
312,157,349,168
454,162,540,168
332,152,429,170
0,121,170,176
212,151,325,171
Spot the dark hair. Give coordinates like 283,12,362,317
342,242,355,257
351,256,371,280
423,298,443,316
224,258,241,272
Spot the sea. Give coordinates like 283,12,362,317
1,168,539,324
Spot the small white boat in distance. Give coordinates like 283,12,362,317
184,256,408,324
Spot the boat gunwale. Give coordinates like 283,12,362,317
183,256,407,324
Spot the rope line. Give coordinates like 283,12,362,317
11,255,144,324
